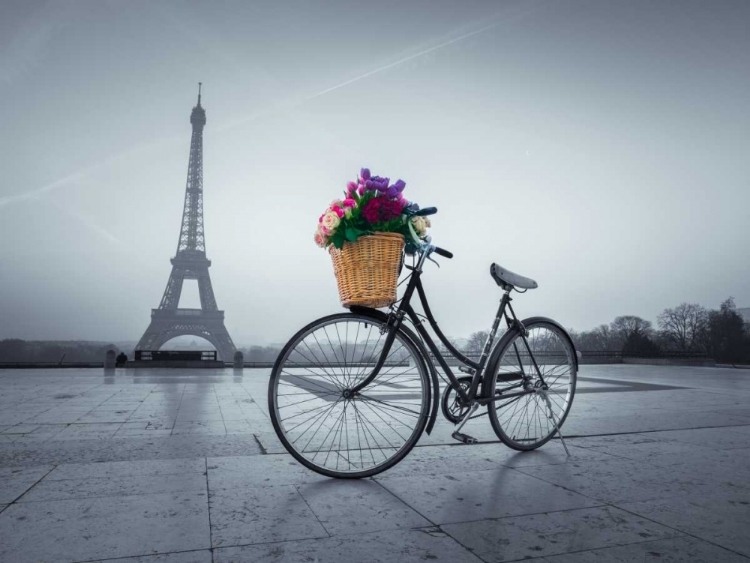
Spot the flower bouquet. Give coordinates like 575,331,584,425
315,168,431,308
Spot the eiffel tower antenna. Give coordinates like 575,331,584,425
136,86,236,361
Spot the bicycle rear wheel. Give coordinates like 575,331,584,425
484,319,576,450
268,313,430,478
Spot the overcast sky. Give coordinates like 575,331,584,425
1,0,748,346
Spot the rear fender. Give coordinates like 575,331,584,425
350,306,440,435
520,317,579,371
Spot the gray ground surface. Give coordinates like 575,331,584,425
0,365,748,562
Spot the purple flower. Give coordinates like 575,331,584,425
366,176,390,192
385,179,406,199
360,168,371,181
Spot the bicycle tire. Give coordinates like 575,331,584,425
268,312,431,478
483,318,577,451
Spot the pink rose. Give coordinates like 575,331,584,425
331,205,344,218
314,230,328,248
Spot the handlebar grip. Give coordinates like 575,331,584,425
434,246,453,259
415,207,437,216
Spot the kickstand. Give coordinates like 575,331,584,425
538,390,571,457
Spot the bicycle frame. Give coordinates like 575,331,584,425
350,250,547,409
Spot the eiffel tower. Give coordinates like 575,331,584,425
136,84,236,361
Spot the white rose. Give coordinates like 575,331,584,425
321,211,340,232
411,216,427,237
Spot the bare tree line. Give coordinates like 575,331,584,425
1,299,747,365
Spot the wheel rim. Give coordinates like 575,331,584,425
491,324,575,448
271,317,428,475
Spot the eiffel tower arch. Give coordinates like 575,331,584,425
137,84,237,361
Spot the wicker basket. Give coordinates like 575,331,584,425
329,232,405,308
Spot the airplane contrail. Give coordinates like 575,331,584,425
38,196,125,247
215,12,523,133
2,3,542,208
0,134,181,209
307,20,504,102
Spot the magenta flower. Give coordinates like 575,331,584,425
342,198,356,208
361,197,382,223
346,181,357,194
331,205,344,218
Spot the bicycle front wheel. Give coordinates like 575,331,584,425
484,319,576,451
268,313,430,478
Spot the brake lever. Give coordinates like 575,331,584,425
427,255,441,268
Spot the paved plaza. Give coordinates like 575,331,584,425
0,364,748,562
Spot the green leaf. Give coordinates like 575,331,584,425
345,227,358,242
331,231,345,249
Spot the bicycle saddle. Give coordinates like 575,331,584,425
490,263,538,290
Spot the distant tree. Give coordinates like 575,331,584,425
701,298,749,363
610,316,653,343
570,324,622,351
658,303,708,352
622,332,661,357
465,331,489,353
0,340,124,363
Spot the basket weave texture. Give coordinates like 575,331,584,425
329,232,405,308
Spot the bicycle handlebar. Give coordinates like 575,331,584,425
405,206,453,259
415,207,437,216
433,246,453,259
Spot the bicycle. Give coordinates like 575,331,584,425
268,207,578,478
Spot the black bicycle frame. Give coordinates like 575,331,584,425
350,264,544,406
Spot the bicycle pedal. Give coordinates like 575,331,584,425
452,432,479,445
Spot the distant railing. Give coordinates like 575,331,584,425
0,362,104,369
135,350,217,361
575,350,710,359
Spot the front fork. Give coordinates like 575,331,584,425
349,311,404,395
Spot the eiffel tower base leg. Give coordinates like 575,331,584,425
136,315,236,362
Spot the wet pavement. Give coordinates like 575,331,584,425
0,364,748,562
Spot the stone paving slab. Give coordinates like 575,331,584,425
377,468,602,524
442,505,681,562
0,491,211,562
542,536,750,562
208,484,328,547
207,455,331,488
295,478,431,535
0,365,748,562
514,457,727,505
89,552,213,563
0,465,53,503
47,457,207,480
617,491,750,558
213,528,484,562
18,471,208,502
